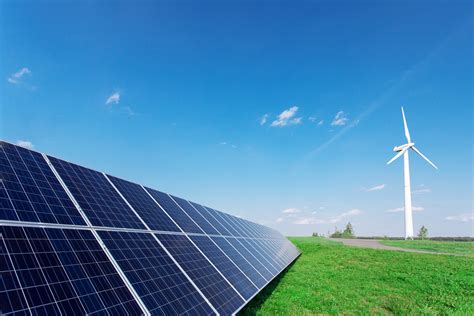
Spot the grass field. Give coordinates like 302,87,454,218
379,239,474,255
239,237,474,315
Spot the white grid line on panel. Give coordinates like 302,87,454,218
142,186,246,302
42,154,150,316
104,173,219,316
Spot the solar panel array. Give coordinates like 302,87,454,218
0,141,300,315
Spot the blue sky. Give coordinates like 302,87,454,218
1,1,472,236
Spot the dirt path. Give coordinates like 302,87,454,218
331,238,463,256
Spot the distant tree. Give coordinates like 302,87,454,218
312,232,319,237
418,226,428,240
330,226,343,238
342,222,355,238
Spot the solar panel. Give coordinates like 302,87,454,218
155,233,244,315
0,141,300,315
225,237,274,281
97,230,214,315
0,226,142,315
48,156,146,230
171,196,221,236
0,142,85,225
189,235,258,300
106,175,180,232
145,188,205,234
210,236,268,289
189,202,233,236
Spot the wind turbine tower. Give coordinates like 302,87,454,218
387,107,438,239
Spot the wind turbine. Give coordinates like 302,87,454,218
387,107,438,239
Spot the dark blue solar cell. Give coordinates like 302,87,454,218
211,236,267,288
48,156,145,229
171,196,220,235
189,202,232,236
98,231,215,315
0,226,142,315
145,188,204,234
0,141,86,225
224,237,273,281
156,233,244,315
106,175,181,232
190,235,257,300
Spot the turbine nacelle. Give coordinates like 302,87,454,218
393,143,415,152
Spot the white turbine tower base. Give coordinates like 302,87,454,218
387,107,438,239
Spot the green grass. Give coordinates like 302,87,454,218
239,237,474,315
379,239,474,255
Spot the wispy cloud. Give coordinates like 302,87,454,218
260,114,269,126
276,217,284,223
271,106,302,127
293,209,362,225
8,67,32,85
385,206,424,213
16,140,34,150
413,185,431,194
318,120,324,126
331,111,348,126
219,141,227,145
308,116,317,122
363,184,386,192
445,213,474,222
106,92,120,105
282,208,301,214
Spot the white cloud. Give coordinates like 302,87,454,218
445,213,474,222
16,140,34,150
282,208,301,214
276,217,284,223
106,92,120,105
219,141,227,145
271,106,302,127
385,206,424,213
293,209,362,225
363,184,386,192
8,67,31,84
308,116,317,122
260,114,269,125
413,188,431,194
318,120,324,126
331,111,348,126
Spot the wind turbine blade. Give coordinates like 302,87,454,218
386,147,408,165
401,107,411,143
412,146,438,170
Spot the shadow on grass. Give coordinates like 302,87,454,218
238,259,298,315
